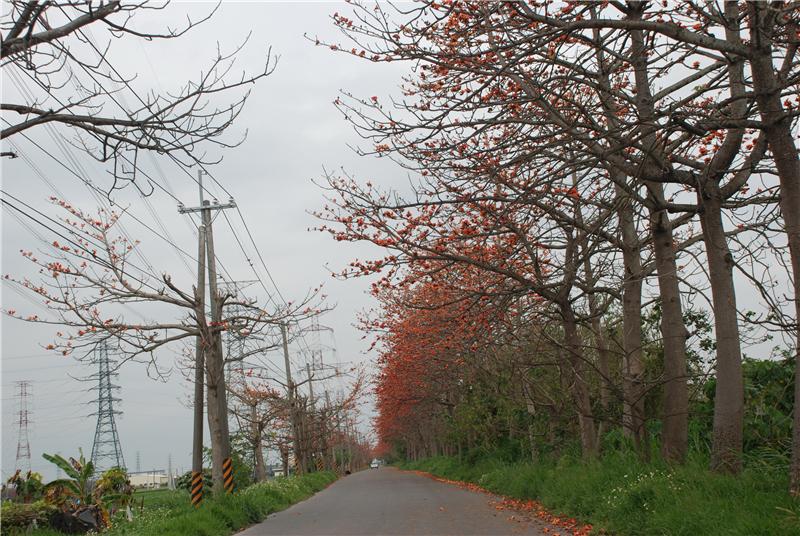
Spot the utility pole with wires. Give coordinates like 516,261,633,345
167,453,175,490
304,362,318,471
90,341,126,472
281,322,306,474
179,170,236,505
14,380,32,473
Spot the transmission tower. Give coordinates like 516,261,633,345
14,381,32,472
221,280,258,377
89,341,126,472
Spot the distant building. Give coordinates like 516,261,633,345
267,464,285,478
129,471,168,489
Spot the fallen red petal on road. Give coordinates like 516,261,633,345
409,470,594,536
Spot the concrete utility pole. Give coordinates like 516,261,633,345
305,363,316,470
281,323,304,474
325,390,335,472
346,416,353,473
168,454,175,490
191,220,206,504
179,170,236,503
306,363,316,408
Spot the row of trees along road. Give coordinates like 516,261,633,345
226,365,370,480
313,1,800,493
2,2,367,493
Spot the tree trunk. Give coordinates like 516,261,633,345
582,250,612,443
294,401,307,474
650,205,689,463
628,13,689,463
251,407,267,482
206,333,231,494
562,304,599,458
617,190,647,452
591,14,647,452
699,183,744,473
254,438,267,482
526,398,538,462
280,444,289,477
747,3,800,493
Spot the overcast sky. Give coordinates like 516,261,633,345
2,1,792,483
2,1,409,480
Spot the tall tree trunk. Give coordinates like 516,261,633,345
295,401,308,473
589,11,647,452
206,334,231,494
628,12,689,462
747,2,800,493
582,246,612,441
699,183,744,473
562,304,599,458
649,205,689,463
251,407,267,482
280,444,289,477
525,398,538,462
617,189,647,452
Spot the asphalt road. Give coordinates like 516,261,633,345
238,467,548,535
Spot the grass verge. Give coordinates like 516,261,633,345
22,471,337,536
400,455,800,536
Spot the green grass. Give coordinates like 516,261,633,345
401,454,800,536
22,472,337,536
106,472,337,536
131,487,189,508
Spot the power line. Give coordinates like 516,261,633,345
7,69,162,279
10,33,283,314
5,67,203,279
1,190,164,295
7,32,315,381
3,124,199,269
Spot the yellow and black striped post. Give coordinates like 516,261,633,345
190,471,203,508
222,457,234,494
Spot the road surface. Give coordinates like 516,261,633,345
238,467,548,535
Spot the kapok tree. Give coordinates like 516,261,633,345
227,373,284,482
319,0,791,473
317,0,693,461
370,259,555,458
4,198,320,491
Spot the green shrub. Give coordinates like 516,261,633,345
101,471,337,536
1,500,57,535
5,470,45,503
403,454,800,536
175,468,212,493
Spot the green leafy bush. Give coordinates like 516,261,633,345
403,454,800,536
5,470,45,503
96,467,134,515
102,471,337,536
1,500,56,535
41,451,131,531
175,468,212,493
